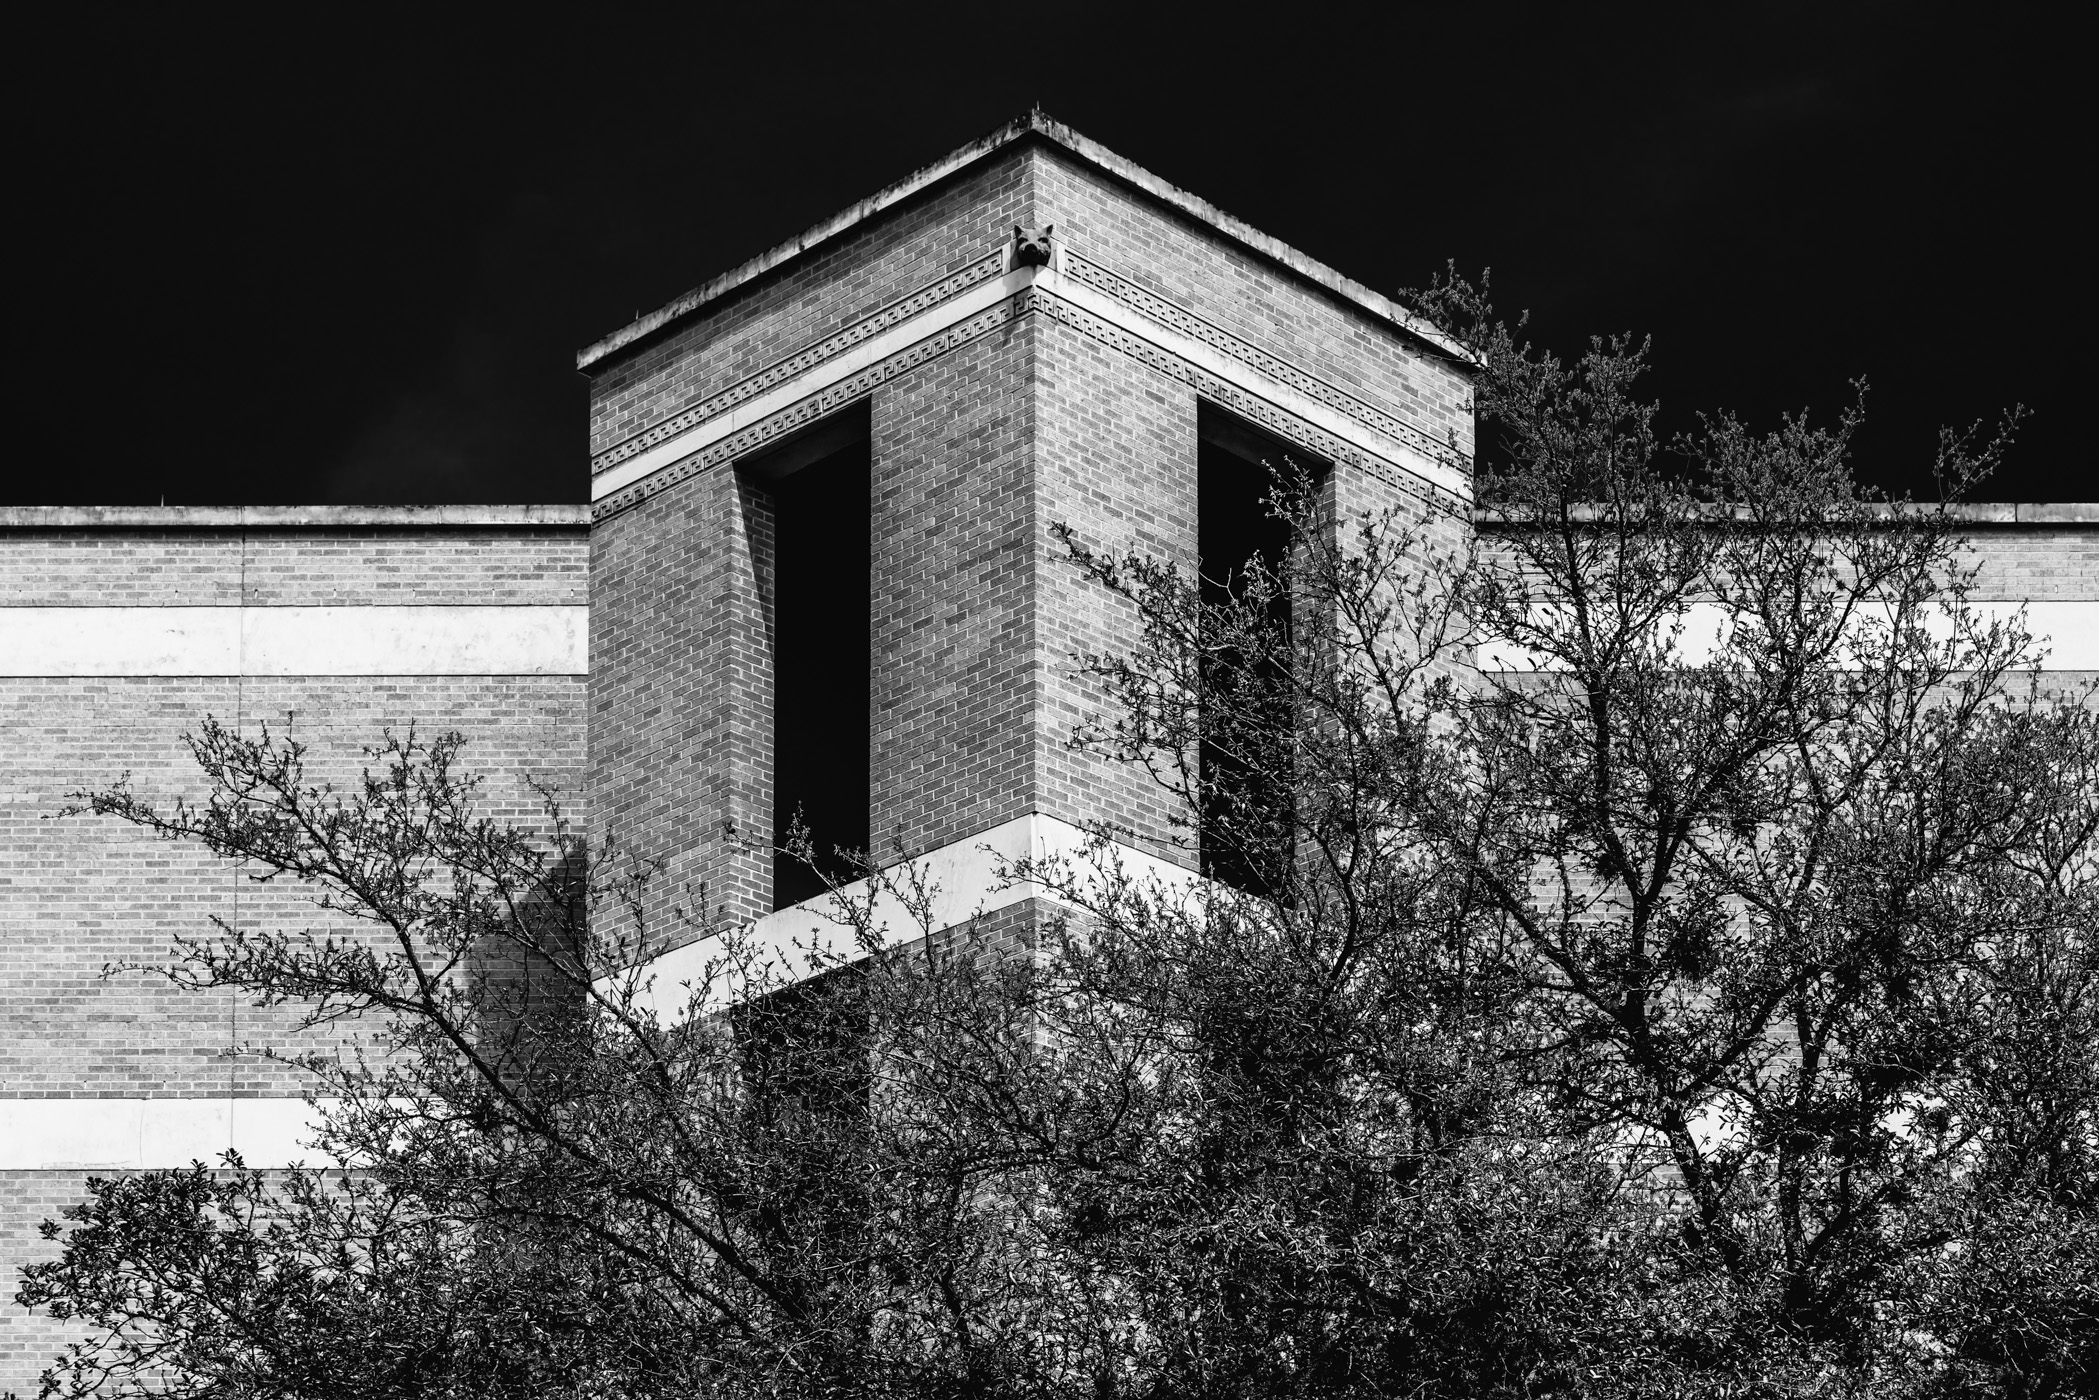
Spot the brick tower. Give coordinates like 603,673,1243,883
577,112,1477,979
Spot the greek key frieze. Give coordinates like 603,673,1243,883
591,250,1011,476
593,253,1467,521
1017,288,1461,515
592,292,1027,521
1056,252,1449,467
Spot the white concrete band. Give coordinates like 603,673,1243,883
2023,600,2099,668
622,811,1198,1023
0,605,589,677
1476,599,2099,673
0,1096,326,1170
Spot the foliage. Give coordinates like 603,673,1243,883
15,280,2098,1398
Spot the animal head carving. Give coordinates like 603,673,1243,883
1013,225,1055,268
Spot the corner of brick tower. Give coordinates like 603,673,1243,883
577,112,1477,963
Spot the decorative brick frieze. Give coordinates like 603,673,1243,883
592,249,1470,524
1017,284,1467,518
590,250,1012,479
591,288,1035,521
1056,251,1456,472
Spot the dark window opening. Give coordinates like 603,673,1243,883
1196,404,1324,898
747,412,872,911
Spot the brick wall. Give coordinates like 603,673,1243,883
1962,520,2099,595
588,464,771,944
0,513,588,1393
1031,311,1199,863
871,325,1038,861
1959,517,2099,687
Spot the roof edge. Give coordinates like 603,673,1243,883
0,505,592,530
576,110,1472,373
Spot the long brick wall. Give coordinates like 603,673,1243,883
0,507,589,1391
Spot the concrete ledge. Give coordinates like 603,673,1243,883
621,812,1199,1024
2008,503,2099,523
1478,599,2099,672
0,505,590,530
0,1096,325,1170
0,604,590,676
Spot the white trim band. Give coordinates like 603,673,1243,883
0,605,590,677
2024,599,2099,667
1477,599,2099,673
623,812,1197,1023
0,1097,326,1170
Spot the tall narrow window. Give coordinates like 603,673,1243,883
1196,404,1323,898
749,412,872,910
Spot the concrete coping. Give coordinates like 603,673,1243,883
574,109,1472,374
0,505,591,530
1474,503,2099,527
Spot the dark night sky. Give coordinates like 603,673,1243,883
10,3,2086,506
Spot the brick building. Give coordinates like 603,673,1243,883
2,112,2092,1387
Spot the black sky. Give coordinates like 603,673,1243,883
10,3,2086,506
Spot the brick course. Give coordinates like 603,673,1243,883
0,528,585,608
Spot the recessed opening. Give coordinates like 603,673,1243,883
1196,403,1325,898
745,408,872,910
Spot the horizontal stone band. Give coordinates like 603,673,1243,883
622,811,1199,1024
0,605,589,677
0,1096,325,1170
1476,599,2099,672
